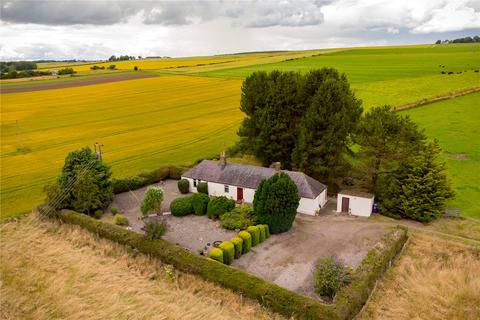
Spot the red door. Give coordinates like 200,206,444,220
341,197,349,213
237,187,244,202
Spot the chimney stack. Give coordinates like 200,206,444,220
219,151,227,166
274,162,281,172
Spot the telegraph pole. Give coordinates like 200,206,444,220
94,142,104,161
15,120,26,152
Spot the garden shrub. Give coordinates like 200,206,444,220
238,231,251,253
246,226,260,246
144,219,167,240
207,196,236,219
111,207,118,215
314,257,351,299
191,193,209,215
197,182,208,194
209,248,223,263
230,237,243,259
93,210,103,220
220,204,255,230
140,187,164,217
218,241,235,265
170,196,193,216
114,214,128,226
177,179,190,194
112,176,148,193
257,224,266,243
253,173,300,234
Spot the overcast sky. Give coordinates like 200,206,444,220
1,0,479,60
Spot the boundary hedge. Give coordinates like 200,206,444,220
56,209,407,320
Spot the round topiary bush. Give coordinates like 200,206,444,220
246,226,260,246
218,241,235,265
209,248,223,263
191,193,210,215
197,182,208,194
230,237,243,259
170,196,193,216
207,196,236,219
111,207,118,215
93,210,103,220
238,231,251,253
177,179,190,194
262,224,270,238
257,224,266,243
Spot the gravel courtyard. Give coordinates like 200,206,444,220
232,201,391,299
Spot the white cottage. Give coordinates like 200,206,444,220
337,190,375,217
181,154,327,216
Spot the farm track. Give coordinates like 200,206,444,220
0,73,157,93
395,86,480,111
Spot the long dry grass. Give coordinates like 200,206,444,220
0,214,280,320
360,234,480,319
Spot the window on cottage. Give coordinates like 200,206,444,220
224,185,229,193
193,179,197,187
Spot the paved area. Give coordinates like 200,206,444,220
231,200,391,299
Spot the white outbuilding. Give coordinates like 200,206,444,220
181,153,328,216
337,190,375,217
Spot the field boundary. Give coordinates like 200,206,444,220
48,207,408,319
395,86,480,111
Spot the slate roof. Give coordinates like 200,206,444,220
182,160,327,199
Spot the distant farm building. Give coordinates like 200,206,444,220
181,153,327,215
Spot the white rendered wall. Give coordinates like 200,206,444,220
336,194,374,217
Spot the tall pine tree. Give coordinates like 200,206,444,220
292,72,362,185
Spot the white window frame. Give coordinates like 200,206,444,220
224,185,229,193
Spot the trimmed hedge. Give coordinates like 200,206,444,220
230,237,243,259
112,176,148,193
247,226,260,246
263,224,270,238
197,182,208,194
207,196,235,219
238,231,252,254
191,193,210,215
257,224,266,243
219,241,235,265
333,226,408,319
177,179,190,194
58,210,338,319
112,165,189,194
170,196,193,216
209,248,223,263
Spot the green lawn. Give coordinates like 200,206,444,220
203,44,480,110
401,93,480,219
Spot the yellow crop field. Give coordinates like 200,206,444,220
1,75,243,217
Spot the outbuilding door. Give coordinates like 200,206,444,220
341,197,349,213
237,187,244,202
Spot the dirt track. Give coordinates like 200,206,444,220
0,73,156,94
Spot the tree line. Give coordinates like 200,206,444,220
435,36,480,44
233,69,453,222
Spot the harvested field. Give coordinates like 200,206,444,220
359,234,480,319
0,214,279,320
0,72,156,93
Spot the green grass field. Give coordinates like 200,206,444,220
1,44,479,219
203,44,480,110
401,93,480,218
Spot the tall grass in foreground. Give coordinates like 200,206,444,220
360,234,480,319
0,215,279,320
